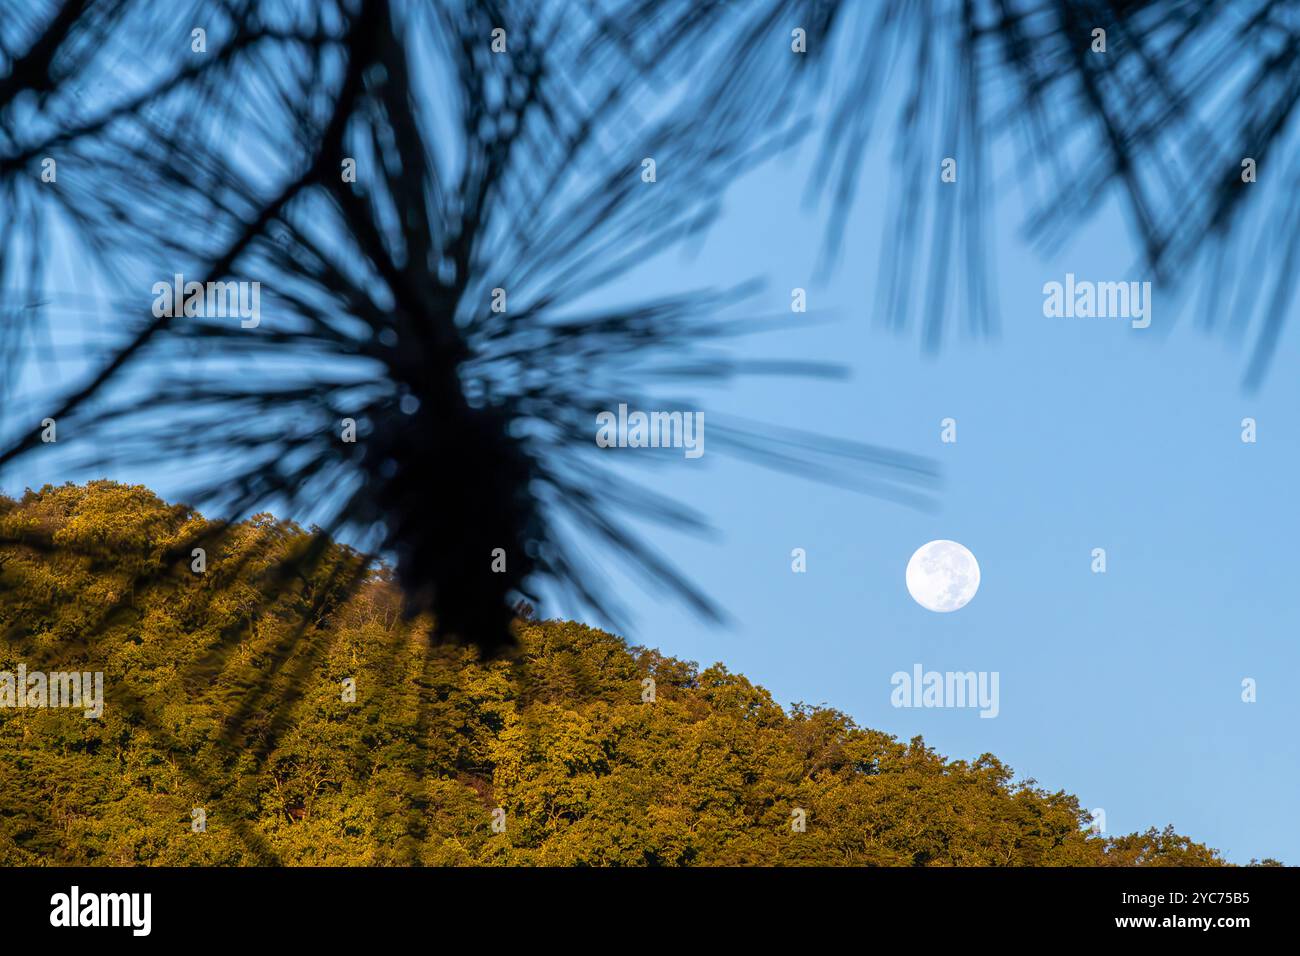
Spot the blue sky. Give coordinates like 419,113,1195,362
529,135,1300,864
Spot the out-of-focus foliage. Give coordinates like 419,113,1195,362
0,0,939,653
0,482,1234,866
639,0,1300,380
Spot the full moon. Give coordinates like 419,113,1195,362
906,540,980,613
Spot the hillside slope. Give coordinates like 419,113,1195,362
0,481,1232,865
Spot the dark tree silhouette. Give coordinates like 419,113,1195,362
632,0,1298,382
0,0,937,655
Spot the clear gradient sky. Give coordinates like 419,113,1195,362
522,134,1300,865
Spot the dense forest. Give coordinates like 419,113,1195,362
0,481,1254,866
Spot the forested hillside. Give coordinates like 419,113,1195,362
0,482,1237,865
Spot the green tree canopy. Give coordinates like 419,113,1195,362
0,482,1235,866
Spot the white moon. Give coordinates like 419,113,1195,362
906,540,980,613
